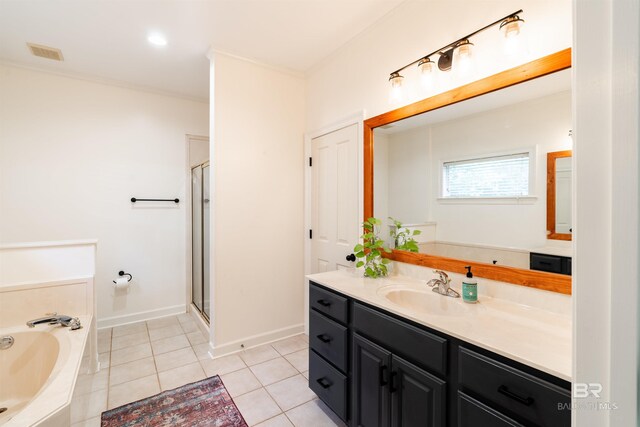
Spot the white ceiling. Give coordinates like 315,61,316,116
0,0,404,101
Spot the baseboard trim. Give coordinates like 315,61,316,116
209,323,305,358
97,304,186,329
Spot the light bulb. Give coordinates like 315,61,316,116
388,73,404,105
454,40,474,73
389,72,403,89
500,16,524,55
418,58,435,88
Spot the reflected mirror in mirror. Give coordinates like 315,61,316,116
373,69,572,273
547,150,573,240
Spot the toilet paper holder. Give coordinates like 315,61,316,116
113,271,133,284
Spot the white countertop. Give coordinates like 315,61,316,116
307,270,572,382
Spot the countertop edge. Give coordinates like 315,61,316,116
306,271,572,383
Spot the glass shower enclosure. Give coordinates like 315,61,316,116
191,163,210,320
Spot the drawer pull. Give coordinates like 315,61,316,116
317,299,332,307
390,371,398,393
379,365,389,386
498,385,535,406
316,334,333,343
316,377,333,389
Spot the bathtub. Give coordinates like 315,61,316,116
0,315,92,427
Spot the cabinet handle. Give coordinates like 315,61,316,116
389,371,398,393
316,334,332,343
379,365,389,386
316,377,332,389
317,299,331,307
497,385,534,406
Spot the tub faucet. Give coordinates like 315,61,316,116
427,270,460,298
26,313,82,330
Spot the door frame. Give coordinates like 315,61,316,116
304,111,365,334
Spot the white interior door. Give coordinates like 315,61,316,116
555,157,572,234
311,124,359,273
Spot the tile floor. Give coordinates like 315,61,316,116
71,314,345,426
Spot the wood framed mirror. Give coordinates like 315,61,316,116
364,49,572,295
547,150,573,241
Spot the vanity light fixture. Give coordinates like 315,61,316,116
388,10,524,86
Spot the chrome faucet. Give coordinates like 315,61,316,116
427,270,460,298
26,313,82,330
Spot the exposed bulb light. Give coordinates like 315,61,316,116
387,10,523,101
389,72,404,89
147,33,168,47
500,15,525,55
500,15,524,38
388,72,404,104
418,57,435,87
453,39,474,73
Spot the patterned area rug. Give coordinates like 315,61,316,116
101,376,247,427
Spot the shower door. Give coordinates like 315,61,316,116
191,163,210,321
202,165,210,318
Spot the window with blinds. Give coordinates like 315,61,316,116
442,152,530,198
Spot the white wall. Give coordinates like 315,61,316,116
0,65,209,327
306,0,572,131
387,126,430,224
210,53,306,353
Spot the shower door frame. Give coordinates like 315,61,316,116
191,161,210,322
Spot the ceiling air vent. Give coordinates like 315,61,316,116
27,43,64,61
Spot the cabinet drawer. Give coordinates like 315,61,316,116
309,309,348,372
458,347,570,427
309,350,348,422
353,302,447,375
310,283,349,324
530,253,562,274
458,392,524,427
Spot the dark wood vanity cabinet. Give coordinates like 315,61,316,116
308,281,571,427
352,333,446,427
309,284,350,422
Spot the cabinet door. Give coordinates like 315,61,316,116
391,355,446,427
353,333,392,427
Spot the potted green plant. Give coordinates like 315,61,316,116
389,217,421,253
353,217,392,278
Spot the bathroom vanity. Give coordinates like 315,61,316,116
307,270,571,427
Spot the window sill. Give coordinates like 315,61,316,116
437,196,538,205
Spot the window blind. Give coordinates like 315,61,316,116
442,152,530,198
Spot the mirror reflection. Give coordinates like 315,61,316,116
547,149,573,240
374,69,572,273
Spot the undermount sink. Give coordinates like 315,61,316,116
378,286,470,315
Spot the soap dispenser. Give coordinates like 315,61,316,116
462,266,478,303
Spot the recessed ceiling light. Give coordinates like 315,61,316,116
147,33,167,47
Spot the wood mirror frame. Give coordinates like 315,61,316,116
547,150,573,241
364,48,572,295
